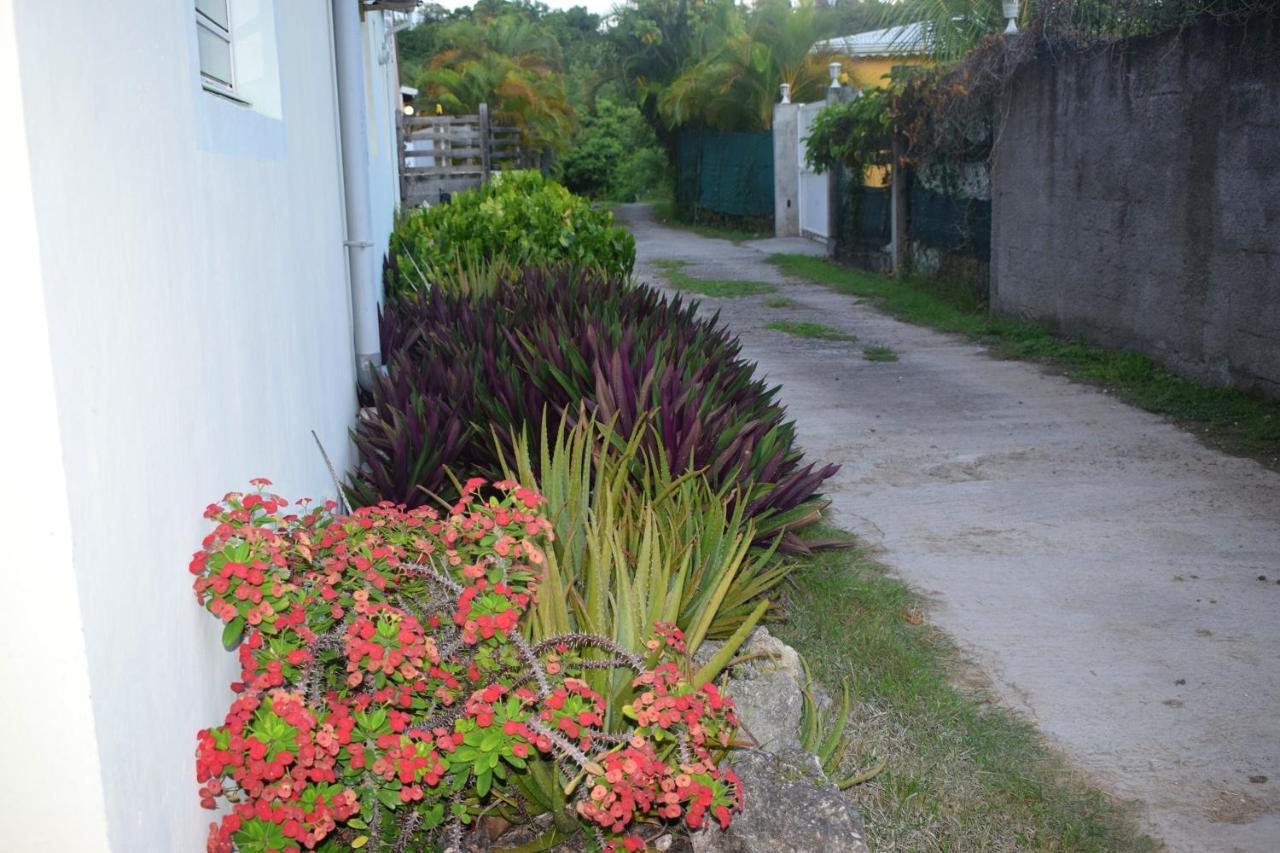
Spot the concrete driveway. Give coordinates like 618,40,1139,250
618,204,1280,852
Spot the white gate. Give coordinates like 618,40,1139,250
797,101,828,239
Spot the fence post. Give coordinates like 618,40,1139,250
890,132,907,277
396,111,408,206
825,86,841,257
479,102,492,183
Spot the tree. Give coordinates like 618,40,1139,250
557,98,664,200
415,14,576,150
605,0,720,153
872,0,1004,61
656,0,834,132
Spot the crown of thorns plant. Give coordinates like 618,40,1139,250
191,478,742,853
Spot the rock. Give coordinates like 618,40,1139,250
692,748,870,853
718,627,807,754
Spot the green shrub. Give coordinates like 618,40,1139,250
348,265,838,550
389,171,635,295
802,92,892,176
559,99,667,201
610,145,668,202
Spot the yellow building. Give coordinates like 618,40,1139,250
816,21,932,88
813,23,932,186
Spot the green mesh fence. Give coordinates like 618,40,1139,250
836,166,891,254
908,175,991,262
835,168,991,268
675,130,774,220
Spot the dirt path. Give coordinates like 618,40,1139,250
618,204,1280,852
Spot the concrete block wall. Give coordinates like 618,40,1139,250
773,102,800,237
991,15,1280,395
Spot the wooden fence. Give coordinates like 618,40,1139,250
399,104,530,207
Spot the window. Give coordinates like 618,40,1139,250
196,0,245,103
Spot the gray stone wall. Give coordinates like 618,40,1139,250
991,16,1280,395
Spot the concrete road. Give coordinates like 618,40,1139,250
618,204,1280,852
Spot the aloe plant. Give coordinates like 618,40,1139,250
501,418,791,719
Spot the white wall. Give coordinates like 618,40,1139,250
797,101,830,240
0,4,111,850
7,1,384,849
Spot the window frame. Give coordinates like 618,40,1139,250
195,1,249,106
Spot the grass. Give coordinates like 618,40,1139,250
653,259,775,298
651,198,772,244
769,254,1280,469
766,320,857,343
864,345,900,362
777,524,1159,851
764,297,798,309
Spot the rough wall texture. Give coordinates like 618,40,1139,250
991,16,1280,395
773,103,800,237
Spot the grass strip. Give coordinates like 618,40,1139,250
766,319,857,342
653,259,775,298
777,524,1158,851
764,297,798,309
651,198,772,244
769,254,1280,469
863,345,899,362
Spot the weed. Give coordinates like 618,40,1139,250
766,320,857,342
651,199,771,244
863,346,899,362
764,297,797,309
653,258,776,298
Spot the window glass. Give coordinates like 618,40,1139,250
196,0,230,30
196,23,233,88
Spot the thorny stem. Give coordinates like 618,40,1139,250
392,810,422,853
311,429,351,515
405,702,467,738
574,657,640,671
511,631,551,698
443,794,465,853
505,656,635,694
583,728,631,745
406,556,464,596
364,771,384,851
533,633,644,671
304,626,346,706
438,633,468,661
526,717,604,776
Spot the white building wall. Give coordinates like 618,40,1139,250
4,2,400,849
0,5,112,851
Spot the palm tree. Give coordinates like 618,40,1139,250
657,0,834,132
605,0,719,152
873,0,1009,62
415,14,575,150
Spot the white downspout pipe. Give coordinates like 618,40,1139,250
332,0,381,389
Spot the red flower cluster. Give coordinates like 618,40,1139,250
573,627,744,846
631,661,738,751
191,479,742,852
197,692,359,853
